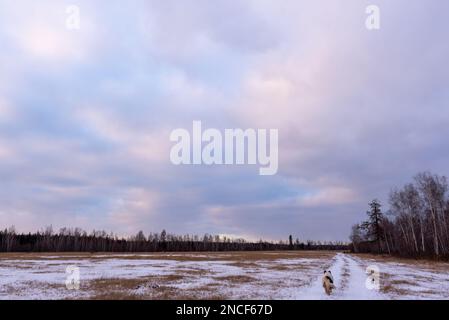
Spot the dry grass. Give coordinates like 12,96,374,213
85,276,229,300
352,253,449,299
212,275,255,283
339,267,350,291
351,253,449,272
227,261,260,268
0,251,339,300
380,273,411,296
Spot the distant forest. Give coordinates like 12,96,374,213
0,227,347,253
350,172,449,260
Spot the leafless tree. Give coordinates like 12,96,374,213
351,172,449,260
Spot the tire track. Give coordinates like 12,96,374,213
297,253,385,300
296,253,346,299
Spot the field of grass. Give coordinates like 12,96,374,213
1,251,448,300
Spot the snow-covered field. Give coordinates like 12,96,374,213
0,251,448,300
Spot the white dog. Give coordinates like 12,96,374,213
322,270,335,295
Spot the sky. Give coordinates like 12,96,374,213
0,0,448,241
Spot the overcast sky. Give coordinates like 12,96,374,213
0,0,448,241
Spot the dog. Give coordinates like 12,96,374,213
322,270,335,295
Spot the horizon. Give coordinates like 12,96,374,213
1,224,351,244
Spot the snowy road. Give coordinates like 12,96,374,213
296,253,384,300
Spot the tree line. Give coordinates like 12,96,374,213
0,226,348,253
350,172,449,260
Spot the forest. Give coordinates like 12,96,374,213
350,172,449,260
0,227,347,252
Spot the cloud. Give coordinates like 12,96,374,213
0,1,97,64
298,187,358,208
107,188,160,233
0,98,14,123
0,0,448,241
